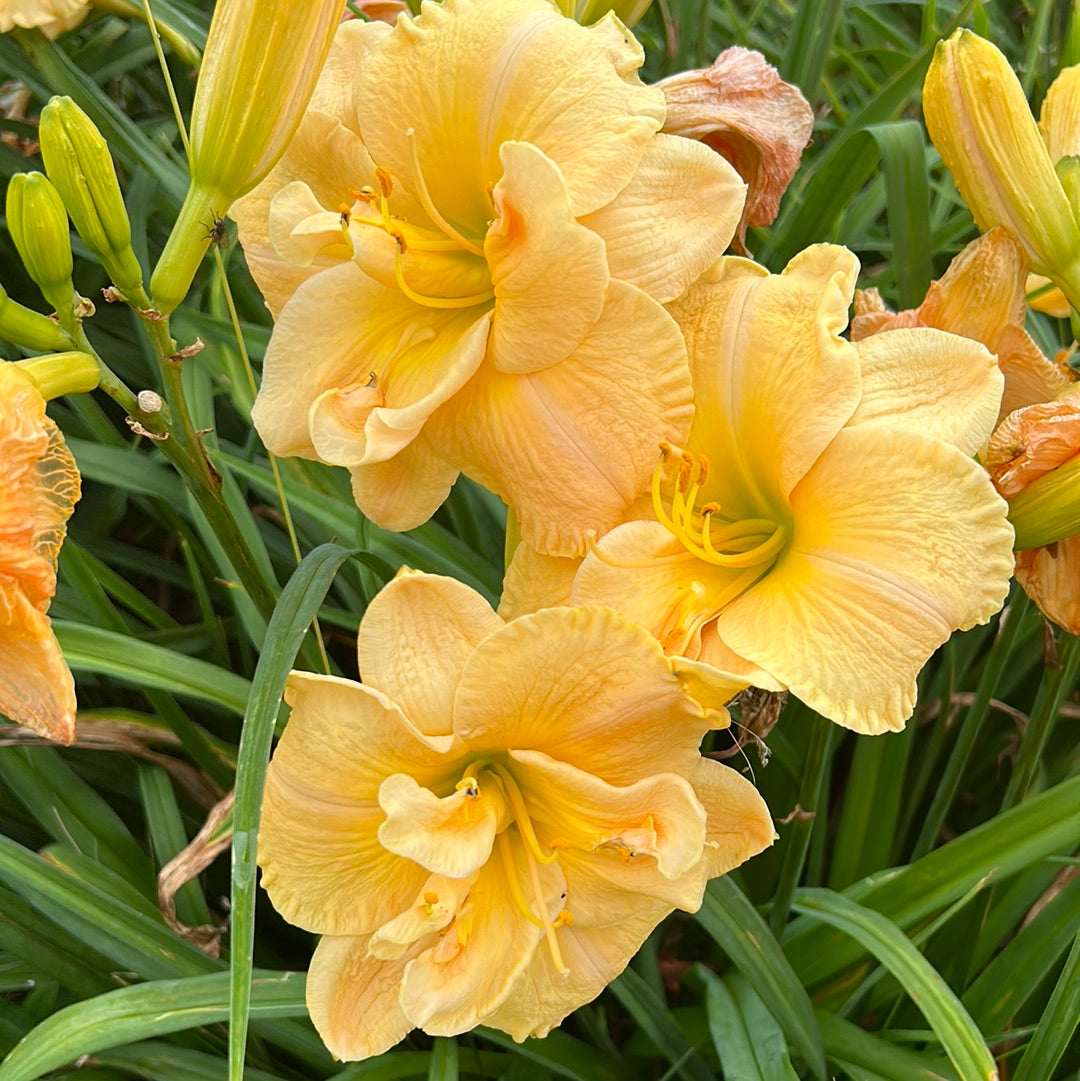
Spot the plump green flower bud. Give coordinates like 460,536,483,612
551,0,653,25
6,172,76,327
1009,453,1080,550
14,351,100,400
0,281,73,352
39,96,147,304
150,0,344,314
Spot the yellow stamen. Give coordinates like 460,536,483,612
553,909,573,928
391,244,494,309
490,764,560,865
406,128,485,257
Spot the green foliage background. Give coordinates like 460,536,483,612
0,1,1078,1079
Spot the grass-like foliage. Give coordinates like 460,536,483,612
0,1,1078,1080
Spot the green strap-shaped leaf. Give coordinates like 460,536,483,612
695,877,825,1080
230,544,362,1081
699,967,768,1081
1010,929,1080,1081
816,1011,952,1081
791,888,997,1081
0,971,307,1081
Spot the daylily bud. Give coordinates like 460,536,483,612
150,0,345,314
550,0,652,25
923,31,1080,292
1039,63,1080,163
14,350,100,399
5,172,76,326
1008,453,1080,550
0,281,73,352
39,96,146,303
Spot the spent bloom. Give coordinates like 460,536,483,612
658,46,814,254
923,30,1080,308
0,362,81,744
503,246,1015,734
235,0,745,556
0,0,88,36
258,571,774,1059
852,227,1071,421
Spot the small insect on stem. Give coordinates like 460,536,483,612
204,211,227,250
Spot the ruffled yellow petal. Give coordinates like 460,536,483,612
357,569,503,737
498,543,579,619
251,261,490,463
511,748,708,881
486,141,608,373
348,431,460,534
714,427,1014,733
454,605,710,784
378,773,501,877
849,327,1002,456
482,903,670,1041
399,848,555,1035
672,246,861,514
357,0,665,234
306,934,413,1062
369,873,477,961
689,758,776,878
579,133,746,302
429,279,692,557
258,673,456,933
0,0,88,36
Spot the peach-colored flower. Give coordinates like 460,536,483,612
657,46,813,254
852,227,1072,421
258,570,774,1059
503,246,1015,734
986,388,1080,633
0,362,79,743
236,0,745,556
0,0,88,37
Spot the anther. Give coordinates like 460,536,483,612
375,167,394,198
423,891,439,905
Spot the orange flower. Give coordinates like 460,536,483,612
0,362,80,743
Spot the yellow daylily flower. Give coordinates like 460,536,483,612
852,227,1072,421
0,362,80,744
504,246,1015,734
0,0,88,36
235,0,746,557
657,46,814,254
922,30,1080,304
259,570,774,1060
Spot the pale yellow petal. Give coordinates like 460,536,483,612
348,432,460,534
378,773,500,877
310,20,386,128
399,848,555,1034
487,141,608,373
511,748,708,881
428,279,692,557
1025,274,1071,319
369,873,477,961
357,569,503,737
715,427,1014,733
688,758,776,878
849,327,1003,455
580,133,745,302
259,673,456,933
671,246,861,514
357,0,665,236
1039,63,1080,163
306,933,412,1062
1015,535,1080,634
498,542,580,619
454,604,709,784
996,324,1073,419
251,261,489,463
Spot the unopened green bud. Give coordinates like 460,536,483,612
1056,156,1080,219
150,0,344,314
14,351,100,400
39,96,146,303
6,172,76,326
0,282,73,352
1009,453,1080,550
551,0,653,26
